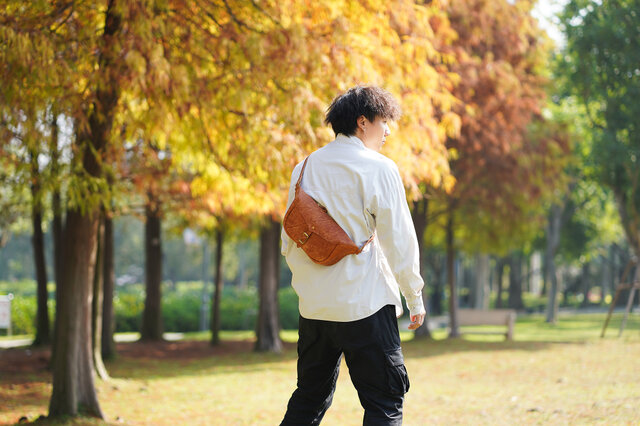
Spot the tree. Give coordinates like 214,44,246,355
174,0,457,349
2,4,305,412
0,101,54,347
92,214,109,380
255,218,282,352
539,79,624,321
507,251,525,310
141,196,163,341
2,0,130,417
412,197,433,338
560,0,640,260
29,140,51,346
101,214,117,359
49,0,122,415
430,0,567,335
210,225,225,346
471,253,490,309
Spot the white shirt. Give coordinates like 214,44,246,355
281,133,426,322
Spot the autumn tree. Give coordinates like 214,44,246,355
431,0,568,336
0,103,54,346
172,0,458,351
1,0,275,417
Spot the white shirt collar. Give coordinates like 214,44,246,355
334,133,365,148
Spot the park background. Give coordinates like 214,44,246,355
1,0,639,424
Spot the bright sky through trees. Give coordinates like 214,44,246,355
532,0,569,47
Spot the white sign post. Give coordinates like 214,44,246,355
0,294,13,336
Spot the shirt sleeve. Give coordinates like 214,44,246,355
280,165,300,256
370,162,426,317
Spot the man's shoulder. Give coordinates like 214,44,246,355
359,150,400,178
309,142,399,177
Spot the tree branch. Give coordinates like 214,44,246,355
222,0,266,34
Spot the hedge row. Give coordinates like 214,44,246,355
0,285,300,336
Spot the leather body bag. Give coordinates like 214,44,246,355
283,156,374,266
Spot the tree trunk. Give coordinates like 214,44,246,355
101,215,116,360
48,0,121,417
427,252,445,316
52,195,64,287
580,262,591,307
495,259,505,308
199,241,209,331
541,250,548,296
92,215,109,380
49,210,104,418
432,264,444,316
255,219,282,352
545,203,562,323
211,227,224,346
412,198,432,339
446,211,460,338
472,254,490,310
523,254,531,294
530,251,543,296
141,201,163,341
50,119,63,370
508,251,525,310
31,164,50,346
606,245,617,303
613,190,640,263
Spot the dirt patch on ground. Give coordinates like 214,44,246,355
0,346,50,376
0,339,295,377
115,339,267,360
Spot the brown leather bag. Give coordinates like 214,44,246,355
283,156,374,266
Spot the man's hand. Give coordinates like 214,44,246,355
408,313,425,330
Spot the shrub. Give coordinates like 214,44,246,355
279,287,299,329
163,291,200,332
114,283,300,332
114,293,144,333
7,296,36,335
1,281,300,334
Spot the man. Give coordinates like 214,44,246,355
281,86,426,425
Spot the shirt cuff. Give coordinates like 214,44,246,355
406,295,426,318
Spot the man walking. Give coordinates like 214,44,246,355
281,86,426,425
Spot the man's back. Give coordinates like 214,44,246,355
281,133,421,322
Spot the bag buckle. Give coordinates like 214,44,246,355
298,232,311,245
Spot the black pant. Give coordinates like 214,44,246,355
281,305,410,426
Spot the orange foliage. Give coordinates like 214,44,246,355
434,0,568,249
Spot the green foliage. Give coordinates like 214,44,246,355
0,289,55,336
111,283,299,333
162,290,201,333
114,292,144,334
543,82,623,264
217,287,258,331
1,281,299,335
561,0,640,254
279,287,300,330
5,296,35,335
559,182,622,262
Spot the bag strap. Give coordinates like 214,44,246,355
357,233,376,253
295,157,310,191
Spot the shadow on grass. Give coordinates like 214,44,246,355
403,337,567,361
104,338,300,380
0,338,299,382
2,313,638,383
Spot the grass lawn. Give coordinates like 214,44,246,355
1,313,639,425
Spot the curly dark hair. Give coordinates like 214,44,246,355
324,86,401,136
